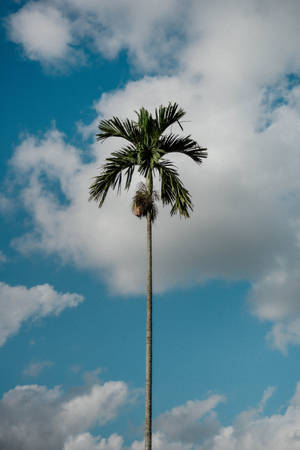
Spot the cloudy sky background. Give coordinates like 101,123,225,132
2,0,300,448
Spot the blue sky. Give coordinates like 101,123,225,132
2,1,300,449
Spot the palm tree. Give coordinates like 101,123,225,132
89,103,207,450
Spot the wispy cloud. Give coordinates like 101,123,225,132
0,280,84,346
22,360,54,377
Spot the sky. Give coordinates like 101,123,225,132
1,0,300,448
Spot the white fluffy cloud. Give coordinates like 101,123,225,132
6,2,75,64
0,280,84,346
8,78,300,352
64,433,124,450
3,382,300,450
203,384,300,450
5,0,300,352
6,0,185,70
0,380,129,450
154,395,224,444
60,383,129,432
6,0,300,75
65,383,300,450
0,382,223,450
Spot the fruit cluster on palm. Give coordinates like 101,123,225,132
89,103,207,450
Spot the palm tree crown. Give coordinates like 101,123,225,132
89,103,207,216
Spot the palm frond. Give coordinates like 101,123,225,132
154,160,193,217
155,103,186,134
158,133,208,163
135,108,160,153
128,112,154,177
97,117,140,144
89,146,138,207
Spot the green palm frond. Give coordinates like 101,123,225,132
155,103,186,134
136,108,158,139
154,160,193,217
158,133,208,163
89,146,138,206
129,108,159,179
97,117,140,144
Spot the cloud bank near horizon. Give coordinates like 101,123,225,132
2,379,300,449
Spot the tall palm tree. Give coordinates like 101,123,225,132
89,103,207,450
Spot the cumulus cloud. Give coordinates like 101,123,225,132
64,0,186,70
4,0,300,352
250,259,300,353
203,383,300,450
0,380,129,450
76,383,300,450
6,2,76,65
154,395,224,444
3,381,300,449
0,280,84,346
6,0,300,75
6,0,186,70
59,383,129,432
130,432,193,450
64,432,124,450
0,382,221,450
8,78,300,351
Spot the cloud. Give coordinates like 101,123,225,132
0,280,84,346
7,78,300,351
0,382,221,450
250,260,300,353
2,381,300,449
59,383,129,432
232,387,276,431
23,360,54,377
5,1,300,352
104,383,300,449
65,431,192,450
0,380,129,450
154,395,225,444
64,433,124,450
204,383,300,450
130,432,193,450
6,2,76,65
6,0,300,75
5,0,186,70
64,0,186,70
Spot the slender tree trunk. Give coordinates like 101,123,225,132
145,209,152,450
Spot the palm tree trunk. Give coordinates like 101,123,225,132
145,209,152,450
